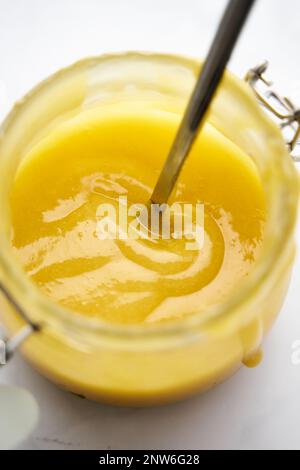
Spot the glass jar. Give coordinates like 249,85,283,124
0,53,298,405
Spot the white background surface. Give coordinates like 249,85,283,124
0,0,300,450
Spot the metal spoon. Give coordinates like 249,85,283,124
150,0,256,206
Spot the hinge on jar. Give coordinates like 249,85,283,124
0,283,41,366
245,62,300,162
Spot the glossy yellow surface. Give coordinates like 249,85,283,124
11,104,265,325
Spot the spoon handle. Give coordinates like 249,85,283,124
151,0,256,205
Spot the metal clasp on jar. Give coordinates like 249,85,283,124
0,283,40,365
245,62,300,162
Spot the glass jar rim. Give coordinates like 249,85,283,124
0,51,298,341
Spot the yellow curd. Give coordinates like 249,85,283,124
0,54,298,405
11,104,265,325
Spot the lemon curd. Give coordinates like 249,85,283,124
0,54,298,405
11,104,265,326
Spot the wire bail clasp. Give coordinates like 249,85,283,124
245,62,300,162
0,283,41,366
